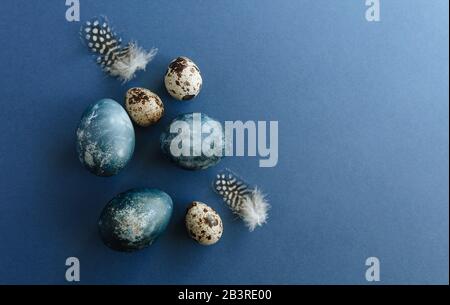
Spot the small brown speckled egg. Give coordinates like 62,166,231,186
125,87,164,127
164,57,202,101
185,201,223,245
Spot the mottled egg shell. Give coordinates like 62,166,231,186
125,87,164,127
76,98,135,177
164,57,202,100
185,201,223,246
160,113,225,170
98,188,173,252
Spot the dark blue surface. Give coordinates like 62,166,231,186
0,0,448,284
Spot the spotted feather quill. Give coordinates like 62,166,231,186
81,16,157,83
214,170,251,212
213,169,270,231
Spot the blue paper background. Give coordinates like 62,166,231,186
0,0,448,284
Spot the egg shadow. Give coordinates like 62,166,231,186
157,196,213,280
166,202,189,242
50,130,110,229
42,90,134,279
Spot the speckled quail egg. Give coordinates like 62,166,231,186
125,87,164,127
185,201,223,245
164,57,202,101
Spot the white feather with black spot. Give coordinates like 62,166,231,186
213,169,270,231
81,16,157,83
213,170,250,212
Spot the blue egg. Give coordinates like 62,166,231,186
160,113,225,170
76,99,135,176
98,188,173,252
